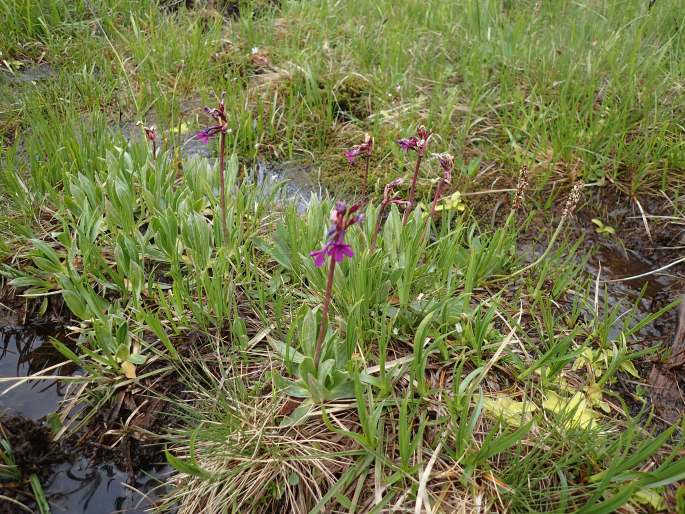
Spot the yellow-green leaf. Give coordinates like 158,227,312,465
482,396,537,427
543,391,596,429
620,359,640,378
170,122,190,135
632,488,666,511
435,192,466,212
121,361,137,379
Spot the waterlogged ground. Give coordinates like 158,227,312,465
2,0,685,512
0,307,171,514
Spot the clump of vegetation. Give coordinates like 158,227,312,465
1,0,684,513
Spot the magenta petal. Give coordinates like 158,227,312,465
330,243,353,262
397,137,417,151
196,130,210,144
310,249,327,267
344,148,360,164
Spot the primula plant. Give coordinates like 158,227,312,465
397,125,432,224
309,202,362,367
344,133,373,197
197,94,230,242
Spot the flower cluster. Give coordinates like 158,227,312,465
310,202,363,267
397,125,432,156
136,122,158,158
562,181,584,219
371,178,409,249
196,97,229,144
344,133,374,164
381,178,408,210
430,153,454,215
435,153,453,181
141,124,157,143
512,165,529,211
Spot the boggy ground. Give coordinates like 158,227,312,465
0,291,175,513
2,0,685,513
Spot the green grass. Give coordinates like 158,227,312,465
1,0,684,512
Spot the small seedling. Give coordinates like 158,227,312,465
591,218,616,235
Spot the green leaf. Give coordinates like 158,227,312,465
50,337,83,367
271,340,306,364
29,474,50,514
164,450,212,479
127,353,147,365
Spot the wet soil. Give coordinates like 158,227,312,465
520,185,685,422
1,64,54,85
0,297,171,514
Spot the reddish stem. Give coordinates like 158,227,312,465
219,130,228,243
151,140,157,160
370,208,384,250
430,180,445,217
314,257,336,368
362,154,370,197
402,153,423,225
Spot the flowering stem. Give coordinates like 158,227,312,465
420,180,446,244
370,212,383,250
151,139,157,160
314,258,336,368
218,130,228,243
362,154,370,197
429,180,445,217
402,153,423,225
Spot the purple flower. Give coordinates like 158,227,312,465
196,128,211,145
434,152,454,185
397,125,432,156
309,241,355,267
195,125,224,145
344,146,363,164
197,95,229,144
142,125,157,142
344,133,373,164
309,202,362,267
397,137,418,152
435,152,454,174
310,247,328,267
329,241,354,262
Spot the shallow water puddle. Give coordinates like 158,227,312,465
0,315,170,514
45,459,172,514
0,324,69,420
255,159,322,213
588,244,679,341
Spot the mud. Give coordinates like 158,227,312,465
566,186,684,420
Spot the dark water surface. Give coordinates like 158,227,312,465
0,316,170,514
